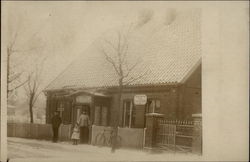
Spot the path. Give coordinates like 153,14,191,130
7,137,201,162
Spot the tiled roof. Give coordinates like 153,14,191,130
45,10,201,91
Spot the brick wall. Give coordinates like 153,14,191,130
109,88,179,128
178,65,201,119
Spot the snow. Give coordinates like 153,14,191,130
8,137,202,162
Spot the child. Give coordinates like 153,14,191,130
71,123,80,145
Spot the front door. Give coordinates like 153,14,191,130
73,104,91,144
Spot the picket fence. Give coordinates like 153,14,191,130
156,119,196,153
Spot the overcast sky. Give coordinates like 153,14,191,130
2,1,193,118
2,1,191,103
3,2,178,87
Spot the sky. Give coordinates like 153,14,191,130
3,2,177,88
3,2,184,93
2,1,181,114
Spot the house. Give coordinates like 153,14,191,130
43,10,201,145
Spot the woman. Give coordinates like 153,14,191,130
77,111,90,144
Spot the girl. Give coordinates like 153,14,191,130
71,123,80,145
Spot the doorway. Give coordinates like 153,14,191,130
73,104,91,144
74,104,90,124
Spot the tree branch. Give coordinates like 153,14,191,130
117,32,121,56
32,90,42,105
27,75,32,93
123,70,149,86
123,59,140,78
23,82,30,96
8,32,18,54
8,71,23,83
100,47,120,76
8,79,29,93
103,39,119,53
9,46,40,54
101,27,148,88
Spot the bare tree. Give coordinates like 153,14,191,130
7,32,25,99
6,9,47,101
24,59,45,123
6,17,46,121
7,25,47,124
7,29,44,100
100,28,147,152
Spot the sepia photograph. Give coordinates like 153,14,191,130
1,1,248,162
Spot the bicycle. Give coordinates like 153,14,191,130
94,128,122,148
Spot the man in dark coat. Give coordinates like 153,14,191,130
51,111,62,142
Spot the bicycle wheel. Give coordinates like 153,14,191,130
116,135,122,148
95,133,106,146
108,134,122,148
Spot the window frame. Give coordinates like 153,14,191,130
123,99,134,128
146,98,161,114
94,105,108,126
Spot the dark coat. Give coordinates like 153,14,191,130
51,114,62,128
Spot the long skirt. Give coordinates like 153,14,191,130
71,132,80,140
80,126,89,144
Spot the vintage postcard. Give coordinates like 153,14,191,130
1,1,248,162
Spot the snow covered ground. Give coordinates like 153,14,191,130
8,137,202,162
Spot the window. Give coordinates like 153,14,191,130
94,106,108,126
146,99,161,113
56,102,64,118
94,106,101,125
101,106,108,126
56,101,68,124
123,100,135,128
76,107,81,122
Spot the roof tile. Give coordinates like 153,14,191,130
45,10,201,91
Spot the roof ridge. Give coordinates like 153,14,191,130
179,57,201,84
43,38,103,91
43,58,77,91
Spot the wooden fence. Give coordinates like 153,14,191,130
7,122,72,141
155,119,195,153
91,125,144,149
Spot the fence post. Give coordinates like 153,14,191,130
192,113,202,155
13,123,16,137
144,113,164,149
